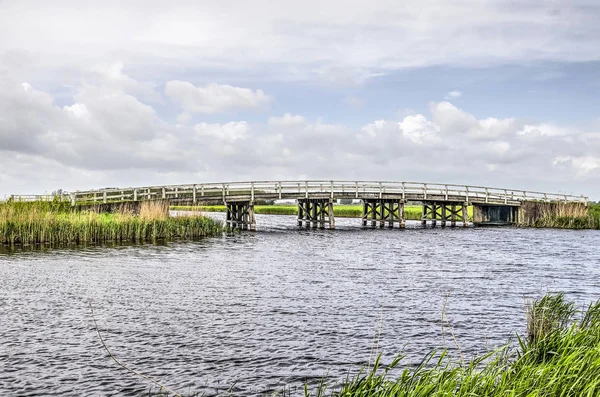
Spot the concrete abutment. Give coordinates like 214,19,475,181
472,204,519,226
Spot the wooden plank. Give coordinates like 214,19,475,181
53,180,589,208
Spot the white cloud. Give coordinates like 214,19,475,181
63,103,91,121
487,141,511,155
1,67,600,198
518,124,566,137
0,73,185,174
446,90,462,99
87,60,161,103
268,113,306,126
431,102,518,140
362,120,387,138
398,115,440,144
1,1,600,84
165,81,271,114
194,122,250,142
553,156,600,175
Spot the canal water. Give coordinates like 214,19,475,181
1,213,599,396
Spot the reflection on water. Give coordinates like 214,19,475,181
1,213,599,396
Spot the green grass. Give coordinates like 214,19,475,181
297,294,600,397
172,205,474,221
0,201,222,245
526,202,600,229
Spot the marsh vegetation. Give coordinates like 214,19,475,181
298,294,600,396
521,202,600,229
0,200,222,246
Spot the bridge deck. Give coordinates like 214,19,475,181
55,180,586,206
5,181,587,230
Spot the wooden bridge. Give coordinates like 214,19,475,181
6,181,588,230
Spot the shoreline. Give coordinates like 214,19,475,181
0,201,223,246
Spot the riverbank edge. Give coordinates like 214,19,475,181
0,201,223,246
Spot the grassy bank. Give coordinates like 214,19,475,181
524,202,600,229
0,201,222,245
172,204,474,221
299,294,600,396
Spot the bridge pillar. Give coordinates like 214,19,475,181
225,201,256,231
441,205,447,228
422,202,468,227
472,204,518,226
362,199,405,228
297,199,334,229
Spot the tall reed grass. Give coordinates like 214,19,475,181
0,201,222,245
298,294,600,397
522,202,600,229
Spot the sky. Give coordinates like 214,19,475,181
1,0,600,199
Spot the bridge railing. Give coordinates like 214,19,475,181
63,180,588,205
1,194,61,203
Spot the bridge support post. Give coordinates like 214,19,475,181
298,203,304,227
462,203,469,227
329,201,335,229
248,203,256,231
363,199,405,228
225,201,256,231
451,204,457,227
441,205,447,228
399,201,405,228
297,199,334,229
319,202,325,229
371,201,377,227
423,202,465,227
421,203,429,226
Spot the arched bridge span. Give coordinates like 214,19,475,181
9,181,589,230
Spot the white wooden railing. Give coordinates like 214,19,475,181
14,180,585,206
2,194,60,203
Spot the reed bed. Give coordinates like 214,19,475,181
522,202,600,229
0,201,222,245
299,294,600,397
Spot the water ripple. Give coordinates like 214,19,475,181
1,214,599,395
